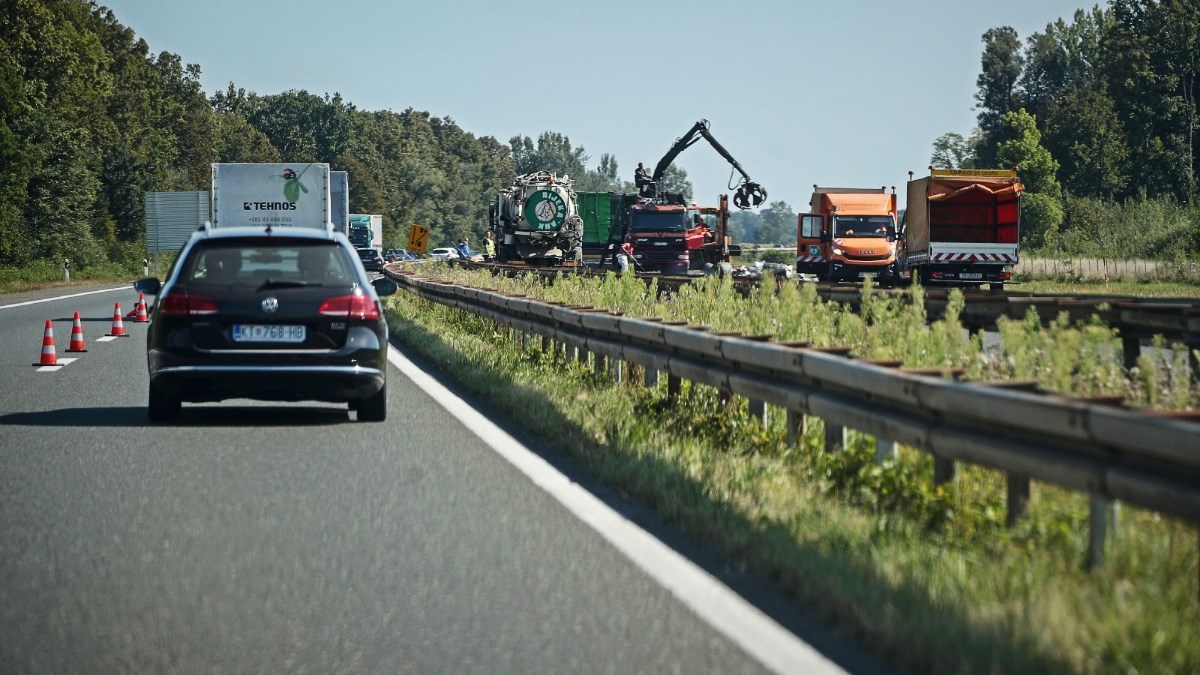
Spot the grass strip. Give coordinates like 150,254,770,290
386,282,1198,675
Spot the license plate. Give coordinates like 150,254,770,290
653,242,668,247
960,273,983,280
232,324,306,343
858,272,877,278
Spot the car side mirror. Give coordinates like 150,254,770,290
886,232,896,242
372,277,398,296
134,277,161,295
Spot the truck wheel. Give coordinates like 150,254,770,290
499,244,517,263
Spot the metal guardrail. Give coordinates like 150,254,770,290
389,271,1200,564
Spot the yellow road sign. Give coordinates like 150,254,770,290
408,225,430,253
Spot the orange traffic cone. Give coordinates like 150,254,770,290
33,319,58,366
66,311,88,352
107,303,128,337
133,294,149,323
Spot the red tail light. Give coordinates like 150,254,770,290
318,290,380,320
159,292,219,316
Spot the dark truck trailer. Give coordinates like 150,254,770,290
901,168,1023,288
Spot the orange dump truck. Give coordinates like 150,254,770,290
900,168,1023,288
796,186,899,283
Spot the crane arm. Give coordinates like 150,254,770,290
647,119,767,209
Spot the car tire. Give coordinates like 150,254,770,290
356,385,387,422
148,382,181,422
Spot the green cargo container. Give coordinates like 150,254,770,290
577,192,632,254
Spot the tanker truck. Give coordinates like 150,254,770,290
489,171,584,264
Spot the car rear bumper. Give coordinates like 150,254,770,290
150,364,385,403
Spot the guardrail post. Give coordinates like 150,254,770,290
824,421,846,452
786,410,806,446
875,438,898,464
611,358,622,383
1006,473,1031,526
1087,497,1118,569
594,353,607,377
748,399,767,425
644,368,659,387
667,374,682,401
933,458,955,486
1121,334,1141,370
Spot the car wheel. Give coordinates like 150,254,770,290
357,385,387,422
148,382,181,422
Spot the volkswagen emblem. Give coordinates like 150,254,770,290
261,297,279,313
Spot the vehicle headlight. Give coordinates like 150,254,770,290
832,247,844,256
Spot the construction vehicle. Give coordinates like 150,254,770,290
638,119,767,210
900,168,1023,288
489,170,584,264
623,119,763,273
795,186,900,283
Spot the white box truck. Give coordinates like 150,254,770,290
330,170,349,235
211,163,331,229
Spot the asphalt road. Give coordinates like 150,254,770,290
0,283,874,674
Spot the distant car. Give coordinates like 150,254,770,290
357,247,385,272
133,226,398,422
384,248,408,263
429,247,460,261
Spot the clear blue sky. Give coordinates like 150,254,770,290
101,0,1094,211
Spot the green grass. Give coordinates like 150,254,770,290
409,264,1198,410
384,281,1199,675
1013,278,1200,299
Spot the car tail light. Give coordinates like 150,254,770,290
159,292,219,316
319,289,380,320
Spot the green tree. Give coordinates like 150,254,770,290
657,164,693,202
755,201,796,246
1043,87,1128,198
508,131,588,179
996,109,1063,247
930,131,977,169
975,26,1024,166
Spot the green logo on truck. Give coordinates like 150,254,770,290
524,190,567,231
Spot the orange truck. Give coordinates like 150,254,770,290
795,186,899,283
899,168,1023,288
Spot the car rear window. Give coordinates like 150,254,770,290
185,240,355,286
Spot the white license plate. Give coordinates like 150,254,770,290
858,272,877,278
960,273,983,280
232,324,306,343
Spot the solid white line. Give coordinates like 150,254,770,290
387,347,845,675
0,285,130,310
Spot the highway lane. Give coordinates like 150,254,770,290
0,284,859,674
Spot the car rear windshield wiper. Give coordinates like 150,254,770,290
255,278,318,292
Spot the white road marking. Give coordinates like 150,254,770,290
387,346,845,675
0,286,129,310
36,357,77,372
95,336,120,343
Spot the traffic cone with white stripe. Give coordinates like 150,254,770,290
133,294,149,323
107,303,128,337
66,311,87,352
33,319,58,366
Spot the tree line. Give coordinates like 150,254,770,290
934,0,1200,259
2,1,1197,281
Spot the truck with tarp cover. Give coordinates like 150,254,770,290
210,163,331,229
900,168,1023,288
